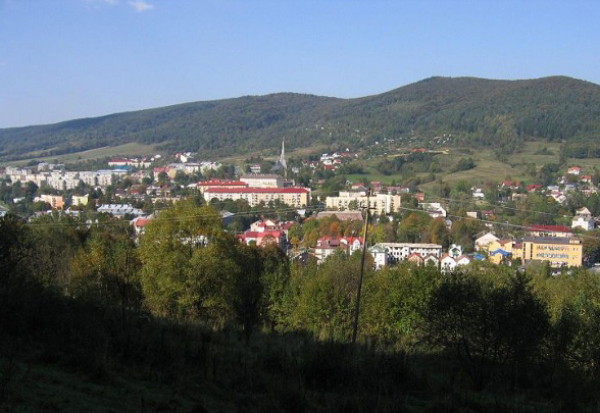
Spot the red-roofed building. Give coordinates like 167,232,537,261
197,179,247,193
501,180,521,190
313,235,364,263
567,166,582,175
238,230,286,249
526,184,543,193
131,216,153,237
528,225,573,238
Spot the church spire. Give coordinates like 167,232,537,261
280,138,287,178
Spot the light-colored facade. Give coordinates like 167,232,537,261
374,242,443,263
203,187,310,208
97,204,144,217
71,194,89,207
522,237,583,267
240,174,284,188
325,192,401,215
40,194,65,209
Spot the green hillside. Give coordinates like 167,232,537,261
1,76,600,161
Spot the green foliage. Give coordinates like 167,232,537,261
452,157,476,172
3,76,600,161
422,270,549,389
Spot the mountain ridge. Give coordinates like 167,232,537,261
1,76,599,161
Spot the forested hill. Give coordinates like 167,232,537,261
1,76,600,161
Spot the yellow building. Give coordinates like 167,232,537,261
71,194,89,207
487,240,524,264
522,237,583,268
40,194,65,209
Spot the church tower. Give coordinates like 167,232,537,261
279,139,287,178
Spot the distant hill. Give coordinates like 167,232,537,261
1,76,600,161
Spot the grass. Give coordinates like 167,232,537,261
0,358,200,413
4,143,158,166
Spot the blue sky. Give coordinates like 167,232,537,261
1,0,599,128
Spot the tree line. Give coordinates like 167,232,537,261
4,201,600,411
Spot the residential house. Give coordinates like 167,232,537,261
474,232,500,251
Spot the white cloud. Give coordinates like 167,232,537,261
128,0,154,12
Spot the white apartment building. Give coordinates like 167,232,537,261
374,242,443,263
203,187,310,208
325,191,401,215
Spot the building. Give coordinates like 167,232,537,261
528,225,573,238
314,210,363,221
240,174,285,188
522,237,583,267
71,194,89,207
419,202,447,219
325,192,402,215
368,244,388,269
314,236,364,263
39,194,65,209
197,180,247,194
374,242,443,264
203,187,310,208
572,207,595,231
97,204,144,217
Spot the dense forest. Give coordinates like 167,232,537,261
1,76,600,161
4,201,600,411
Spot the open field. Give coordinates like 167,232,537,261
218,144,330,164
4,143,158,166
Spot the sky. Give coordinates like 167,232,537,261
1,0,599,128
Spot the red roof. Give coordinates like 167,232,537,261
243,230,283,239
529,225,572,233
205,187,309,194
526,184,542,191
198,180,246,187
134,218,152,228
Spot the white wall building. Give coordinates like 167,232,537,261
325,192,402,215
374,242,443,263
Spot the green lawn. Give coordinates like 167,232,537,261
4,143,158,166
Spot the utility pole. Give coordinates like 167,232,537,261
352,188,370,344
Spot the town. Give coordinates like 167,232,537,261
1,140,597,273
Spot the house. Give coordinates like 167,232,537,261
474,232,500,251
572,207,595,231
313,236,362,263
456,255,472,267
419,202,447,219
489,248,512,265
423,254,440,267
567,166,582,176
501,180,521,190
131,216,153,237
472,188,485,199
407,253,425,266
440,254,457,273
239,230,286,249
526,184,543,193
368,244,388,269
